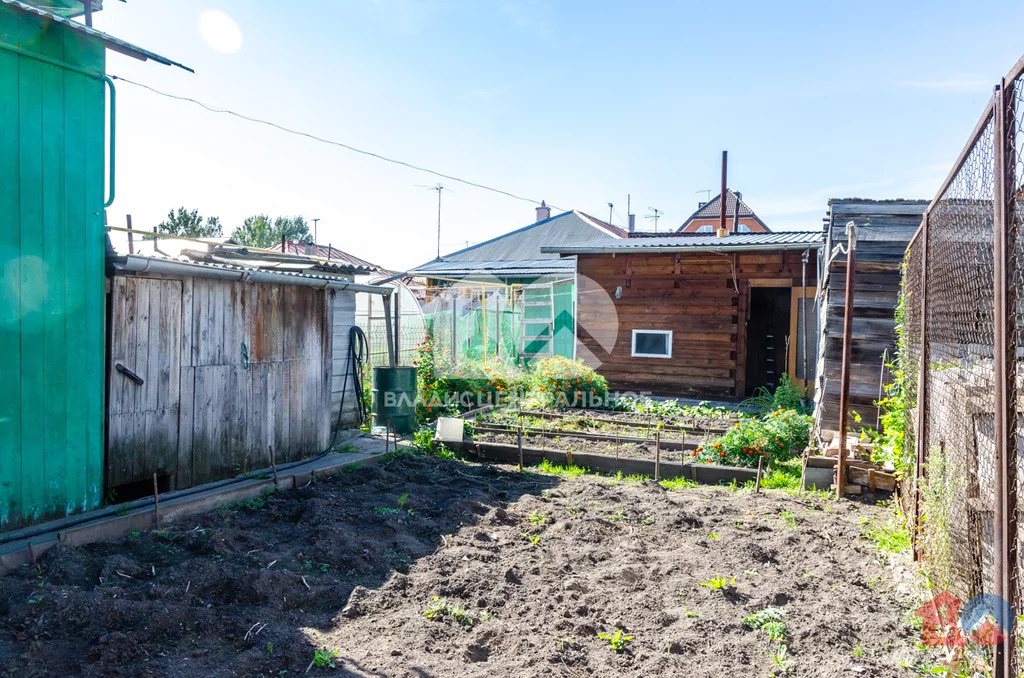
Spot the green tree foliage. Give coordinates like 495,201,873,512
229,214,311,248
155,207,222,238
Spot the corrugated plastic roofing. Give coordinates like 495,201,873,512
540,231,822,254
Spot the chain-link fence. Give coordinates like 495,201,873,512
904,57,1024,674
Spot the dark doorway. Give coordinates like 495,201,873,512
744,287,792,397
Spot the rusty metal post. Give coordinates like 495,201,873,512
152,473,161,530
517,426,523,471
126,214,134,255
719,151,728,234
992,78,1012,678
912,212,930,562
655,430,661,481
755,455,764,494
269,445,279,488
836,222,857,498
394,286,401,365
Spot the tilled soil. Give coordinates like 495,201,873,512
473,430,697,464
0,453,923,677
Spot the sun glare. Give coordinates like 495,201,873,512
198,9,243,54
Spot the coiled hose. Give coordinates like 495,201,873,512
329,325,369,449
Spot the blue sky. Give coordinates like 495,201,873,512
96,1,1024,270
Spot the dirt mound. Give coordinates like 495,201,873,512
0,454,924,677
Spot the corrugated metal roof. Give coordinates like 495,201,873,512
422,210,624,265
677,189,769,232
410,258,575,276
265,240,383,273
825,199,928,243
2,0,193,72
541,231,822,254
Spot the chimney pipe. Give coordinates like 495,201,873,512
628,214,635,233
733,191,741,233
536,200,551,222
719,150,727,236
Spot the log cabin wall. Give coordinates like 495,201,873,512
813,199,928,435
574,247,818,399
107,272,332,493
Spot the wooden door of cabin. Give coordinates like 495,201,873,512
107,277,182,491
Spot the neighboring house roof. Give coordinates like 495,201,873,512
2,0,193,72
678,189,769,232
412,210,626,273
411,258,575,277
266,240,384,273
541,231,822,254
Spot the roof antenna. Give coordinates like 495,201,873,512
645,207,663,232
695,189,711,204
418,183,452,260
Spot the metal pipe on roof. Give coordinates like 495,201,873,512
111,255,392,295
720,151,728,235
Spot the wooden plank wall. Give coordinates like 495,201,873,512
107,274,331,491
330,289,362,433
0,10,106,530
575,249,817,398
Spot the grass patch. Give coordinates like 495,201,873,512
659,475,698,491
534,459,590,478
862,512,911,553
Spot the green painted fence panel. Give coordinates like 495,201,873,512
0,7,106,530
552,280,574,359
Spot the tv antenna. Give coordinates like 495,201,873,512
645,207,663,232
418,183,452,260
311,218,320,244
696,189,712,203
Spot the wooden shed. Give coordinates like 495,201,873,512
543,232,822,399
813,199,928,434
104,249,389,496
0,0,188,530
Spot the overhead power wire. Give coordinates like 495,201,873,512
110,75,559,210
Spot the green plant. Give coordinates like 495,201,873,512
742,374,803,413
528,355,608,409
528,510,548,526
659,476,698,490
312,648,339,669
779,510,797,528
862,511,911,553
266,641,274,655
708,532,721,540
597,629,633,653
767,644,792,674
700,575,735,591
690,409,811,469
534,459,590,478
555,637,577,651
520,532,541,546
422,596,475,626
683,609,700,618
397,493,409,508
744,607,787,641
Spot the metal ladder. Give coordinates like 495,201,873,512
519,283,555,365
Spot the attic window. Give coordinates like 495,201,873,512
696,225,713,234
737,224,751,233
631,330,672,358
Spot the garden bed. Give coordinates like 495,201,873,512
0,453,931,677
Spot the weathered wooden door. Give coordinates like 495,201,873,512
107,277,182,489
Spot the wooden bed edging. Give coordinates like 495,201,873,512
468,441,759,486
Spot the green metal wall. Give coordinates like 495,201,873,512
552,280,574,359
0,8,106,529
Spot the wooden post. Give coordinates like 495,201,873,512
654,430,661,481
517,426,523,471
836,222,857,498
126,214,134,254
755,455,764,494
152,473,161,530
382,294,396,368
269,445,279,488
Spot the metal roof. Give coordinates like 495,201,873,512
677,189,769,232
824,199,928,243
2,0,193,72
541,231,823,254
409,258,575,276
265,240,383,274
419,210,625,266
17,0,101,18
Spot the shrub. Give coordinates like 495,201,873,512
690,409,811,468
528,356,608,409
742,374,804,413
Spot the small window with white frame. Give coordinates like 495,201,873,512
631,329,672,358
737,224,751,233
696,224,713,233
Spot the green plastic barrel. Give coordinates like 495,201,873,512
372,366,418,434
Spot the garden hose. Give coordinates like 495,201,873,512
328,325,369,450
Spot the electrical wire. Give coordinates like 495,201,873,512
110,75,559,210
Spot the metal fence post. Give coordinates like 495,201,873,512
912,212,929,562
993,76,1016,678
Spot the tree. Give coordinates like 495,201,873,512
155,207,222,238
229,214,312,249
